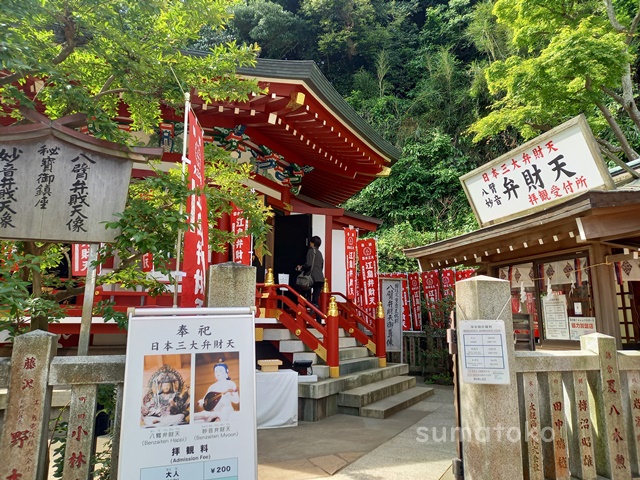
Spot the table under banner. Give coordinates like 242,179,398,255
256,370,299,429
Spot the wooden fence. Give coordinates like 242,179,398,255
455,276,640,480
0,331,125,480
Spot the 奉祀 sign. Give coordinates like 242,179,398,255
461,115,614,227
119,308,257,480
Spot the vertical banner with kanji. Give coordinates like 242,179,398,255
231,205,252,265
141,253,153,273
400,275,411,331
357,238,379,308
344,228,358,300
72,243,92,276
380,278,403,353
407,272,422,331
441,268,455,298
181,109,209,307
421,270,440,325
380,274,411,331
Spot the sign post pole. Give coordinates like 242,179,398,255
77,243,98,356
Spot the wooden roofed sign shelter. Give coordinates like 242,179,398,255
0,109,160,243
405,115,640,348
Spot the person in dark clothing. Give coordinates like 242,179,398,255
297,236,324,307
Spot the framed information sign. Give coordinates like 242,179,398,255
118,307,257,480
459,320,510,385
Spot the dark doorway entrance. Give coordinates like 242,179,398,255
274,214,311,292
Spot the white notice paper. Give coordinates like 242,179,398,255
459,320,510,385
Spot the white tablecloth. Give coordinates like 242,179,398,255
256,370,299,429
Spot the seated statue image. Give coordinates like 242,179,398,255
141,364,190,427
193,360,239,423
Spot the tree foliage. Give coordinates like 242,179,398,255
343,131,476,235
0,0,272,331
0,0,260,139
469,0,640,167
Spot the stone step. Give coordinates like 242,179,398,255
292,346,370,365
279,336,356,353
337,375,416,409
359,387,434,419
312,357,379,379
297,364,411,421
298,363,409,399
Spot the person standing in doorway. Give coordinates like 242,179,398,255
297,236,324,308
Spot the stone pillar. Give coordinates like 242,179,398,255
581,333,631,479
208,262,256,308
0,330,57,480
62,384,98,480
455,275,524,479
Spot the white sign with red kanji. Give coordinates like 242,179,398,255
461,115,614,226
357,238,379,308
231,205,252,266
344,228,358,300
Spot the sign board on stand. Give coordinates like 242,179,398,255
118,307,257,480
380,278,403,353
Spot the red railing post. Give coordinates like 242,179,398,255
260,268,277,315
327,296,340,378
319,279,329,315
375,301,386,368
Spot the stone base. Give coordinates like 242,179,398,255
298,394,338,422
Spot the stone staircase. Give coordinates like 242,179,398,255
262,326,434,421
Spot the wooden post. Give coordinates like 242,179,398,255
0,331,57,480
375,301,387,367
327,296,340,378
78,243,98,356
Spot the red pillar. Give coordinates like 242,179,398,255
327,296,340,378
375,301,387,367
211,211,230,264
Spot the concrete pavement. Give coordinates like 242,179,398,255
257,382,457,480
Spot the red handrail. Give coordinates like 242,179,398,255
256,282,341,377
256,273,387,375
328,291,386,365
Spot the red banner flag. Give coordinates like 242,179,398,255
181,109,209,307
72,243,92,276
357,238,379,308
407,272,422,330
401,275,411,331
344,228,358,300
441,268,455,298
420,270,440,307
231,205,252,265
141,252,153,272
